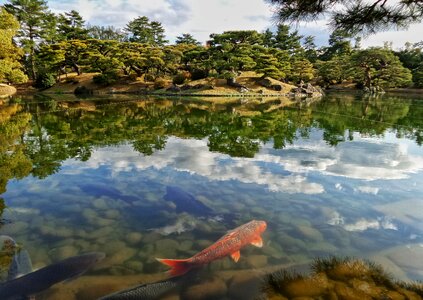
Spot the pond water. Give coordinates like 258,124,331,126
0,93,422,299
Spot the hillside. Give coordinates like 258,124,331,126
42,72,298,97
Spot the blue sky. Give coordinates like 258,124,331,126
2,0,423,48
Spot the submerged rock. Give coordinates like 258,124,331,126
182,276,227,300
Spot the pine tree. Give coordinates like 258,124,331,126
57,10,88,40
175,33,200,45
4,0,50,79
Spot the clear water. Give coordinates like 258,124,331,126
0,93,422,299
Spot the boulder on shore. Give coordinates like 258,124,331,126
0,84,17,98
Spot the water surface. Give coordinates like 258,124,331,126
0,93,422,299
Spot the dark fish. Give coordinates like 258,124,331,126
98,277,179,300
164,186,213,216
0,252,105,300
0,235,32,282
7,248,32,281
80,184,139,204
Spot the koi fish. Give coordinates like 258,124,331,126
98,277,179,300
0,252,105,300
156,220,267,276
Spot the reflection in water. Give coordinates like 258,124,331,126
0,94,423,298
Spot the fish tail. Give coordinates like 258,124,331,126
156,258,192,277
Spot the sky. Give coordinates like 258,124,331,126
2,0,423,48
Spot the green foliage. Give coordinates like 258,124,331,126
253,46,289,79
57,10,88,40
267,0,423,35
175,33,200,45
190,69,208,80
351,48,413,88
0,8,27,84
154,78,167,89
92,72,118,86
315,55,351,86
289,58,314,83
172,73,186,85
412,63,423,88
273,24,303,57
124,16,168,46
34,72,56,89
4,0,51,78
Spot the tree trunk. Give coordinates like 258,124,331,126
364,65,372,88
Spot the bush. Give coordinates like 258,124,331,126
172,73,186,85
34,73,56,89
190,69,208,80
144,74,155,82
154,78,167,89
93,72,118,86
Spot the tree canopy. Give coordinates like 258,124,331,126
267,0,423,35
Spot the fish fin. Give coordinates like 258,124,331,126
230,251,241,262
251,236,263,248
156,258,191,277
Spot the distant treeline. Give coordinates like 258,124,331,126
1,0,423,90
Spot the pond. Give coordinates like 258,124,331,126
0,93,422,299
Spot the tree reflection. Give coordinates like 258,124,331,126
0,94,422,193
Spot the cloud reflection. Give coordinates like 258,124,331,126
67,138,324,194
259,137,423,181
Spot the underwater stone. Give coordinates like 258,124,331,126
49,245,79,261
308,242,338,254
82,208,98,220
124,260,144,272
350,279,384,297
138,244,155,258
283,273,329,298
334,282,371,300
182,276,227,300
109,265,136,276
125,232,143,245
178,240,193,252
102,240,126,254
385,244,423,277
88,226,115,240
296,225,324,242
246,255,268,268
105,209,120,219
155,239,180,257
4,221,28,235
228,272,262,300
54,226,74,238
93,198,109,210
96,218,116,227
106,247,137,266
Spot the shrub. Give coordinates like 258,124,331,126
144,74,155,82
154,78,167,89
190,69,208,80
34,73,56,89
93,72,118,86
172,73,186,85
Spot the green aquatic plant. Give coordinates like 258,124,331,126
260,256,423,299
397,281,423,297
312,256,394,287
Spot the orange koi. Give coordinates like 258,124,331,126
156,220,267,276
